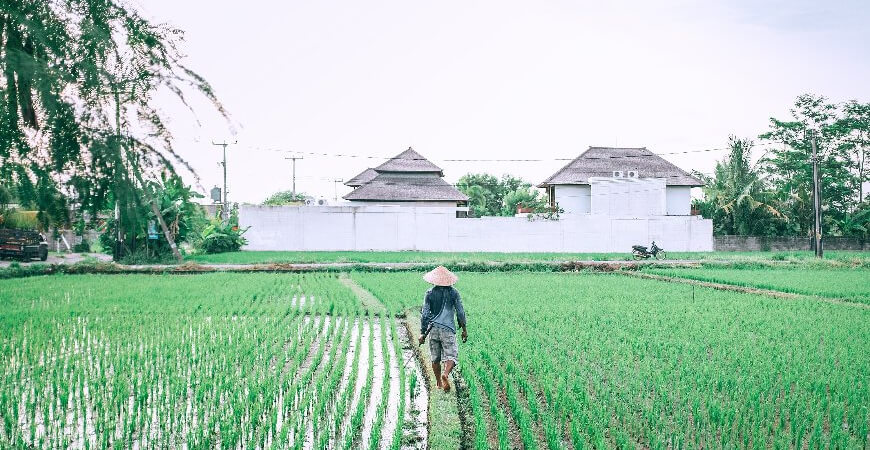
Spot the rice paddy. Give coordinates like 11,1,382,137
0,273,426,449
353,271,870,449
641,266,870,304
2,265,868,449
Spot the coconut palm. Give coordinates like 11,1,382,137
695,136,785,235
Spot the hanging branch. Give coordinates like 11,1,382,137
0,0,231,233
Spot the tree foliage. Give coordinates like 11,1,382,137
698,95,869,238
693,136,784,235
0,0,227,230
98,174,206,261
198,207,247,254
759,94,869,237
263,190,309,205
457,173,545,217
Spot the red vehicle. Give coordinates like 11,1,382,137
0,228,49,261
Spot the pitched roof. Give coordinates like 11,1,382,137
539,146,703,187
343,174,469,202
373,147,443,174
345,168,378,187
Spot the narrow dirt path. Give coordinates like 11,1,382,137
403,311,465,450
621,271,870,309
338,274,388,315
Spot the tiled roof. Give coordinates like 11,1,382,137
539,147,703,187
343,174,468,202
345,168,378,187
373,147,443,174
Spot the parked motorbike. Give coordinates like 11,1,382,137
632,241,666,260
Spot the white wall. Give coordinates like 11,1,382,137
240,204,713,252
666,186,691,215
554,185,591,214
589,178,667,217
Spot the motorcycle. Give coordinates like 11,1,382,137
632,241,667,260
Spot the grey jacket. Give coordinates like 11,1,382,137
421,286,466,334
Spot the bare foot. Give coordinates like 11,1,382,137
441,375,451,392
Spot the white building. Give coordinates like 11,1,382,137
240,145,713,252
343,147,469,210
538,146,702,217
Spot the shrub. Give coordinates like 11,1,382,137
198,219,248,254
73,240,91,253
0,210,39,229
263,190,309,205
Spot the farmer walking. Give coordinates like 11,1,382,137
420,266,467,392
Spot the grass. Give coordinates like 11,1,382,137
186,249,870,265
642,266,870,304
354,271,870,448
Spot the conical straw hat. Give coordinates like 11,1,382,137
423,266,458,286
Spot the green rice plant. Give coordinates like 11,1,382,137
0,273,366,449
355,271,870,449
343,318,375,450
643,266,870,303
389,318,407,450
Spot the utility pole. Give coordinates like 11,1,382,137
333,179,344,201
212,141,236,221
810,136,823,258
285,154,304,196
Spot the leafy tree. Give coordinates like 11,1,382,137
833,100,870,205
693,136,784,235
457,173,539,217
263,190,309,205
0,1,227,241
0,183,13,210
501,187,546,216
760,94,857,236
98,173,205,261
456,173,500,216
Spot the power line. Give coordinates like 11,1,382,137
246,142,783,163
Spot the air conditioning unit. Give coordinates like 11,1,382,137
627,170,639,178
612,171,624,178
317,198,328,206
304,198,315,205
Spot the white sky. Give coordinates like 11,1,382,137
140,0,870,203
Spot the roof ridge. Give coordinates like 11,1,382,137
539,146,703,187
373,147,443,173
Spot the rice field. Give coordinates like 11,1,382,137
641,266,870,304
0,273,427,449
2,268,869,449
353,271,870,449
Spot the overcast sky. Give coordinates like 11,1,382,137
140,0,870,203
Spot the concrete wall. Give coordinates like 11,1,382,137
554,185,591,214
555,179,693,217
241,204,714,252
589,178,667,217
666,186,691,216
714,235,870,251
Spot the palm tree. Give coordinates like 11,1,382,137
695,136,785,235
